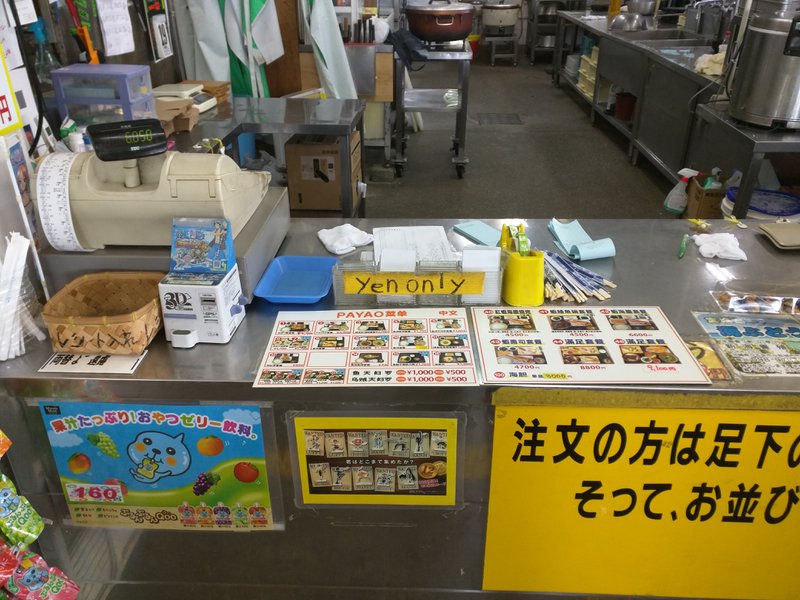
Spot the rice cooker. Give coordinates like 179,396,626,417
729,0,800,129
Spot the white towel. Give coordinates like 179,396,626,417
317,224,373,255
692,233,747,261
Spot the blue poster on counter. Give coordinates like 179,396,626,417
39,401,275,530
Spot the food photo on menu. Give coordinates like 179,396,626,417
488,312,536,331
547,313,600,331
560,344,615,365
495,345,547,365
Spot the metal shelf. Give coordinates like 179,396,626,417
557,68,591,104
593,102,634,139
403,89,461,112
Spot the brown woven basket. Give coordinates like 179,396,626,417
43,272,165,355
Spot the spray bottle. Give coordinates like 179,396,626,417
663,168,700,215
29,18,61,86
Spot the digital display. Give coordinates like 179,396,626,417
87,119,167,161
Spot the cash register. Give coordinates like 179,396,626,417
35,119,290,302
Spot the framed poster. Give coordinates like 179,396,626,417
289,414,462,507
39,401,281,530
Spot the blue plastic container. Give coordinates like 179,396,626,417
254,256,337,303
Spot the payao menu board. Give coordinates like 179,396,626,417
254,308,479,386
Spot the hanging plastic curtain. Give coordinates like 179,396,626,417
301,0,357,99
223,0,285,98
173,0,230,81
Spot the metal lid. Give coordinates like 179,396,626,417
482,2,520,8
405,1,476,13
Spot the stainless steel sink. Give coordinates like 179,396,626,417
614,28,704,40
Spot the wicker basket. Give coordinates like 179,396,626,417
43,272,165,355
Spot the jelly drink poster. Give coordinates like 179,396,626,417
39,402,274,530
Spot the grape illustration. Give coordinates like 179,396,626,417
87,432,120,458
192,472,220,496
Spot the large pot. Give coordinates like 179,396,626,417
482,2,521,27
405,0,475,42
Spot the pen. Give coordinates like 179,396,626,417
678,234,689,259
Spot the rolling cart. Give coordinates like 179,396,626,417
391,41,472,179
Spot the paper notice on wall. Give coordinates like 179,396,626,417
0,10,23,70
3,0,37,25
97,0,135,56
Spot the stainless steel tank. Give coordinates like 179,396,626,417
729,0,800,128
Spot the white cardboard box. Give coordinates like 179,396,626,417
159,265,246,347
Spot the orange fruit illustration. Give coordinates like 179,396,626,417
196,435,224,456
67,452,92,474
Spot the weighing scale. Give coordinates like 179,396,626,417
153,83,218,113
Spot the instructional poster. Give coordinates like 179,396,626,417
694,312,800,376
254,308,479,387
471,306,709,385
484,404,800,599
292,416,458,506
39,401,276,530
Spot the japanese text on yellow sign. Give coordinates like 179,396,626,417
343,272,484,295
484,404,800,600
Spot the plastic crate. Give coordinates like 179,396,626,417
52,64,153,124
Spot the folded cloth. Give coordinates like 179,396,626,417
317,224,373,255
692,233,747,261
695,50,726,76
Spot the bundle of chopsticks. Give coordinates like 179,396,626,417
543,251,615,303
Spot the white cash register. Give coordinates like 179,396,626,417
35,119,289,302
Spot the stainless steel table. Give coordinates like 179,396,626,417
2,219,798,599
690,103,800,219
174,97,367,217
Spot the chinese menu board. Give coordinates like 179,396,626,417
40,402,276,530
292,416,458,506
471,306,709,385
253,308,479,387
484,404,800,599
694,312,800,376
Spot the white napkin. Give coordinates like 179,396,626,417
692,233,748,261
317,224,374,255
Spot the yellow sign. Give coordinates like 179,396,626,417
484,404,800,599
0,41,23,136
293,416,458,506
343,272,484,295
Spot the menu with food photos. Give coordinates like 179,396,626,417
253,308,479,387
471,306,709,385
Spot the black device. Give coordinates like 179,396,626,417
86,119,168,162
785,16,800,57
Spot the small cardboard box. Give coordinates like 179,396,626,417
285,132,361,211
159,264,245,347
686,176,724,219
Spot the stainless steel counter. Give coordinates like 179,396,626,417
3,218,798,395
2,219,798,600
556,12,716,86
553,12,800,216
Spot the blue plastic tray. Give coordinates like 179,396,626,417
254,256,337,303
727,188,800,217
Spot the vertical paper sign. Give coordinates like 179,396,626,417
40,402,275,530
484,403,800,600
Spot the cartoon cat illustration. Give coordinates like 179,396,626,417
127,431,192,484
0,486,20,518
15,564,49,591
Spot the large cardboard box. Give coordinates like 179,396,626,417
686,176,724,219
285,131,361,211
